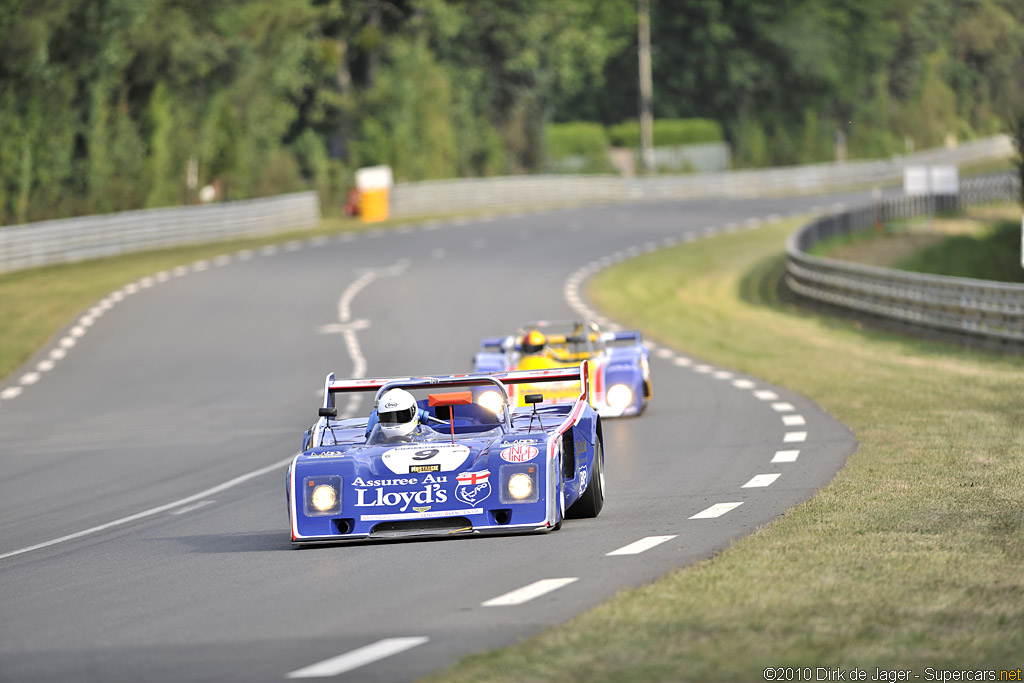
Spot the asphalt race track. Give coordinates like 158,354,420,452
0,196,860,682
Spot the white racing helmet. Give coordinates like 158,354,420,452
377,388,419,438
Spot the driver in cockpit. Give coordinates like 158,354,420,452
365,388,432,443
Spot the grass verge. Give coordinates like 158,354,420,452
423,218,1024,681
809,204,1024,283
895,214,1024,283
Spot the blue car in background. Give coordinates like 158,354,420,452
473,320,652,417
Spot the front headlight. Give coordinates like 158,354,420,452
500,465,539,504
311,485,337,512
304,475,341,515
606,383,633,410
507,473,534,500
477,390,504,415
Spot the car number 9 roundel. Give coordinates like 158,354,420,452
381,443,471,474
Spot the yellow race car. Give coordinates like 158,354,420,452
473,320,652,417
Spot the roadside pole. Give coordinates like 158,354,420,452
638,0,654,175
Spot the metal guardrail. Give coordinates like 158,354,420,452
390,136,1014,217
0,192,320,273
785,172,1024,349
0,136,1013,275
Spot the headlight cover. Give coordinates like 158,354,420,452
606,383,633,410
500,464,539,504
304,475,341,515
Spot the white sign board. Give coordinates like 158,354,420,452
904,165,959,196
355,165,394,191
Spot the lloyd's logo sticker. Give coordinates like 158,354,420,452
500,444,539,463
455,470,491,506
353,481,448,512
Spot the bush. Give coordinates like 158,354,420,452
545,122,609,159
607,118,724,147
545,121,613,173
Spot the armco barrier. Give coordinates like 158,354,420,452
0,191,319,273
0,136,1013,274
785,172,1024,349
389,136,1014,217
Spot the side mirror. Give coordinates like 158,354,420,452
318,407,338,418
524,394,544,405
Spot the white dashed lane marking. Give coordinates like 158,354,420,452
286,637,430,679
482,578,579,607
772,450,800,463
771,402,795,412
0,387,23,400
606,535,677,556
689,502,743,519
754,390,779,400
782,414,806,426
732,379,755,389
742,474,781,488
784,431,808,443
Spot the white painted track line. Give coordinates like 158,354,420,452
607,535,677,556
482,578,579,606
0,387,23,400
689,502,743,519
169,500,216,515
286,637,429,679
0,456,296,561
772,450,800,463
771,402,796,412
754,390,779,400
782,414,806,426
742,473,781,488
784,431,808,443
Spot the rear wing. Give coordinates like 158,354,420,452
478,336,512,351
600,330,642,344
323,362,590,407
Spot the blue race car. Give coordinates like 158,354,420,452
287,363,605,546
473,320,652,418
